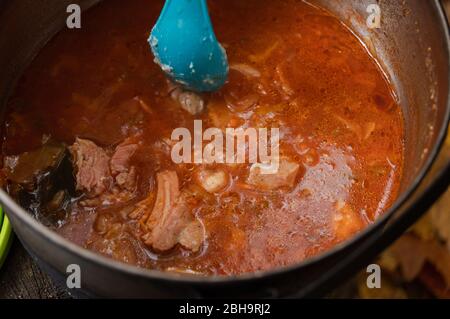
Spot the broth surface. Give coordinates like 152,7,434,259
1,0,404,275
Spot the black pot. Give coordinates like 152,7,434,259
0,0,449,298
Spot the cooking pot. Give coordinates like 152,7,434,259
0,0,449,298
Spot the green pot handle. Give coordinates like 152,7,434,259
0,207,13,269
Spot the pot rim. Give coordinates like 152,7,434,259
0,0,449,286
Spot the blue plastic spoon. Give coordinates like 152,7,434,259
149,0,229,92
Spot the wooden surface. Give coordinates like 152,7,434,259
0,2,449,299
0,240,70,298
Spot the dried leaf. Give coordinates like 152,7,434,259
390,234,450,290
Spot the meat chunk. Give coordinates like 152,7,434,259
128,192,155,221
178,220,205,252
110,137,139,174
144,197,198,251
196,169,229,193
169,82,205,115
145,170,180,230
333,200,364,241
178,91,205,115
69,138,112,197
115,167,137,191
135,170,205,252
247,158,300,190
110,137,140,191
70,137,140,205
335,115,377,141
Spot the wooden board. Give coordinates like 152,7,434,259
0,240,70,298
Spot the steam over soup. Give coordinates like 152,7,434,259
1,0,404,275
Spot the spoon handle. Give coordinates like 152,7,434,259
150,0,228,92
157,0,211,30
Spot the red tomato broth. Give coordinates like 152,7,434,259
1,0,404,275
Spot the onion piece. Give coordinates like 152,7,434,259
230,64,261,78
249,41,280,63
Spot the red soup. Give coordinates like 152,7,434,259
1,0,404,275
